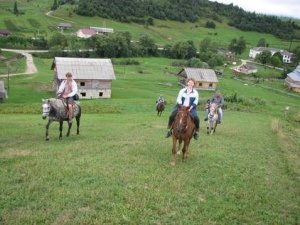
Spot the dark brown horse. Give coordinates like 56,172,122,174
156,101,166,116
171,106,195,165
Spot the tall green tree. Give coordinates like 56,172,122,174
51,0,58,10
257,38,268,47
256,50,272,65
13,1,19,16
228,36,246,56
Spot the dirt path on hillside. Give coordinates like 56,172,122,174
45,11,75,24
0,49,47,77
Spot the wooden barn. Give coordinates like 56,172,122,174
285,65,300,92
177,67,218,91
51,57,116,99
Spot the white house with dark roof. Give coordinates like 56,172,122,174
285,65,300,92
249,47,293,63
51,57,116,99
177,68,218,90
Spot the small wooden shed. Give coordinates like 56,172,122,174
285,65,300,92
177,67,218,90
51,57,116,99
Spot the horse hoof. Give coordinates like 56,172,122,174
46,138,49,141
170,161,176,166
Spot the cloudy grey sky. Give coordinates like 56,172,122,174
209,0,300,19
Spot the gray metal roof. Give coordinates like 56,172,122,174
180,67,218,82
287,65,300,82
53,57,116,80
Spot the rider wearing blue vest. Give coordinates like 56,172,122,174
165,78,200,140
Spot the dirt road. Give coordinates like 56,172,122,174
0,48,48,77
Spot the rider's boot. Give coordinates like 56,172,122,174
193,117,200,140
165,124,172,138
165,112,176,138
193,128,199,140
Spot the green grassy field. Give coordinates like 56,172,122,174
0,1,299,224
0,55,299,224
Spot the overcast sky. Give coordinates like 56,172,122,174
209,0,300,19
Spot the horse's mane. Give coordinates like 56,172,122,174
47,98,66,119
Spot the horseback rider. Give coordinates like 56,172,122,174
204,91,224,124
56,72,78,123
156,95,165,106
165,78,200,140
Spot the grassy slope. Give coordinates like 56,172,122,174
0,1,299,224
0,113,299,224
0,56,299,224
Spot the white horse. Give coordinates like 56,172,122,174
42,98,81,141
206,103,218,135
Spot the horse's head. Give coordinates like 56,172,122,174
42,98,50,120
210,103,218,114
174,106,190,132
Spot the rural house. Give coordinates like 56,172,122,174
0,80,6,103
76,28,97,38
285,65,300,92
57,23,72,30
90,26,114,35
76,26,114,38
177,68,218,90
51,57,116,99
249,47,293,64
233,63,257,75
0,29,11,37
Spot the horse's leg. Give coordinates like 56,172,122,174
176,140,182,155
59,121,63,140
76,116,80,135
45,120,52,141
66,121,72,137
213,123,217,133
182,140,191,161
171,137,177,166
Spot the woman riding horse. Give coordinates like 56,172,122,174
165,78,200,140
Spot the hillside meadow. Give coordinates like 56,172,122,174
0,0,298,57
0,56,300,224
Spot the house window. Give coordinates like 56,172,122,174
199,83,203,87
80,82,85,86
209,83,213,87
81,92,86,97
99,92,103,97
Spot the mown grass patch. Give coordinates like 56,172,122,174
0,112,299,224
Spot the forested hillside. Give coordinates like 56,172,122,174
75,0,300,40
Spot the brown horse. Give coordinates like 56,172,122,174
206,103,218,135
156,101,166,116
171,106,195,166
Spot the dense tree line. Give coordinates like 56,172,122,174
75,0,299,40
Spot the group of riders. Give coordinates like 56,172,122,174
156,78,224,140
57,73,223,138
